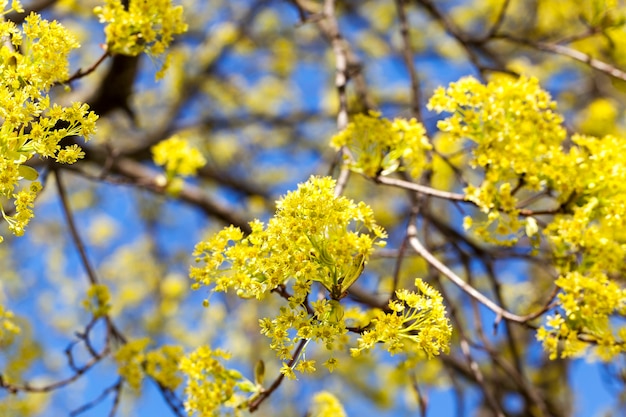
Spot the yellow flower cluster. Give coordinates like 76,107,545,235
330,111,432,178
94,0,187,75
191,176,386,300
191,176,389,373
308,391,347,417
190,176,452,387
537,270,626,360
259,300,347,376
82,283,112,318
429,75,565,243
114,338,183,391
536,135,626,359
0,304,20,348
0,6,98,241
351,279,451,359
145,345,184,390
428,75,626,359
152,135,206,178
179,346,255,416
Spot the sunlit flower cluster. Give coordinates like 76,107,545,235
351,279,451,359
537,270,626,360
428,75,566,244
82,283,112,318
152,135,206,177
191,176,388,372
190,176,386,301
428,75,626,359
330,111,432,178
0,5,98,241
114,338,184,391
189,175,452,397
94,0,187,76
179,346,256,417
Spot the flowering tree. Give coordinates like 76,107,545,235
1,0,626,416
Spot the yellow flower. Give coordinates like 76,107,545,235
94,0,187,76
151,135,206,177
330,111,431,178
0,4,97,241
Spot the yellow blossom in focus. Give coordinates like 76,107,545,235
330,111,431,178
94,0,187,76
0,7,98,241
427,75,626,360
351,278,452,358
179,346,255,416
191,176,389,373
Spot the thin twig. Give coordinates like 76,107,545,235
496,34,626,82
482,0,511,39
248,338,309,412
70,379,122,417
394,0,423,121
54,169,99,286
431,267,505,417
0,352,107,393
64,51,110,85
375,175,466,201
407,222,548,326
409,371,428,417
460,339,506,417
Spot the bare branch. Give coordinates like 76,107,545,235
407,222,545,326
248,338,309,412
394,0,423,121
496,34,626,82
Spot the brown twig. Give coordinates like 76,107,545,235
482,0,511,39
64,51,110,85
54,169,99,286
407,222,550,326
375,175,467,201
0,349,108,393
70,379,122,417
395,0,423,121
248,338,309,412
495,33,626,82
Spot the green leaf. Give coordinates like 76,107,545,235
254,359,265,385
18,165,39,181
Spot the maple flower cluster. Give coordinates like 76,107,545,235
425,75,626,359
94,0,188,77
0,304,20,348
190,176,387,301
351,279,452,359
0,3,98,241
189,175,451,397
179,346,257,416
114,338,184,391
82,283,112,318
151,135,206,195
151,135,206,178
330,111,432,178
428,75,566,244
